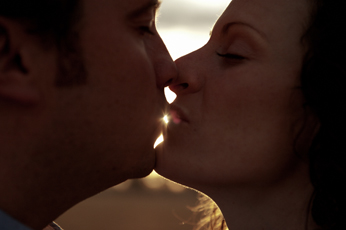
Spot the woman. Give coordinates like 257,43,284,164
155,0,346,229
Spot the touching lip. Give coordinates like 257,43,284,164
169,104,189,124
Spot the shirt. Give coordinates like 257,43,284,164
0,209,33,230
0,209,63,230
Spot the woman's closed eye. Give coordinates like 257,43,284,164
217,52,246,60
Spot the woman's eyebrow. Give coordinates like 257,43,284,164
221,22,268,41
127,0,162,19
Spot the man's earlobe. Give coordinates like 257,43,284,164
0,18,40,105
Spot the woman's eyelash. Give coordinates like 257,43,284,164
217,53,245,60
217,52,245,60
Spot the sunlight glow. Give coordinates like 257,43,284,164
166,181,185,193
184,0,230,7
150,170,161,177
154,134,163,148
153,88,175,149
164,87,176,103
112,180,132,191
143,171,186,192
159,29,210,60
163,115,169,124
142,175,166,190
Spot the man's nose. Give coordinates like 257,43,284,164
150,36,178,89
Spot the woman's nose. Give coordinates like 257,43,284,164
169,50,204,96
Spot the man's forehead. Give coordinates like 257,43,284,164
115,0,160,10
127,0,161,18
84,0,160,17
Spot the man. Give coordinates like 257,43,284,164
0,0,176,229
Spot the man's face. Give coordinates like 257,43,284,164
43,0,176,188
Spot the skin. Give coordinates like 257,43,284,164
156,0,320,229
0,0,176,229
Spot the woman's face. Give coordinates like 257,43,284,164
156,0,314,190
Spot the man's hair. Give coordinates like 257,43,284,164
0,0,87,86
0,0,80,43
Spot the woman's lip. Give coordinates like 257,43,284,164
169,104,189,124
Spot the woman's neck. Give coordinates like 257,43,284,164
205,167,320,230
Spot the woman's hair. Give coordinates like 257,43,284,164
193,0,346,229
302,0,346,229
191,194,228,230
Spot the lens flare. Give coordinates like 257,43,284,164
163,115,169,124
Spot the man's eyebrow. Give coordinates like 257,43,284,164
127,0,162,19
221,22,268,41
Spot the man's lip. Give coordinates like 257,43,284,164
169,104,189,124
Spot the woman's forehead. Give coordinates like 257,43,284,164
218,0,312,41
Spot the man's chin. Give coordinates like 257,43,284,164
130,168,154,179
154,138,165,165
131,150,156,179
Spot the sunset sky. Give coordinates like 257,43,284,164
157,0,231,60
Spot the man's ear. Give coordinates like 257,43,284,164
0,17,40,105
